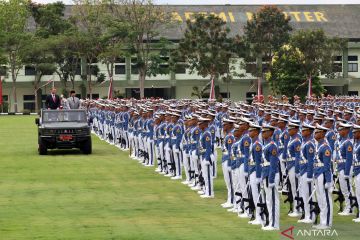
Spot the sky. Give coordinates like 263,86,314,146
33,0,360,5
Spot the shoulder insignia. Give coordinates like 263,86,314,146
348,146,353,152
228,139,232,144
195,130,199,134
211,130,215,134
296,145,301,151
255,145,261,152
284,135,288,139
244,141,250,147
309,147,314,154
206,136,210,141
177,129,181,133
332,135,336,140
272,149,277,156
325,149,331,157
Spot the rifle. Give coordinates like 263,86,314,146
242,181,256,221
332,175,345,212
257,186,269,227
308,188,320,224
282,175,294,214
350,196,359,218
295,196,305,219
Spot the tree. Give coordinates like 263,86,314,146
266,45,324,99
244,5,292,92
177,14,235,96
72,0,107,99
120,0,173,99
290,29,345,90
0,0,31,112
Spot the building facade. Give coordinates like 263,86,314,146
1,4,360,112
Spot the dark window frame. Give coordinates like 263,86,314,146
349,63,358,72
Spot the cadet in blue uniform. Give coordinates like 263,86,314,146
198,117,214,198
261,125,280,231
336,122,354,215
221,118,236,209
171,112,183,180
313,125,333,229
287,122,302,217
352,124,360,222
298,123,316,224
248,123,263,225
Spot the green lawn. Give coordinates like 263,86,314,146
0,116,358,240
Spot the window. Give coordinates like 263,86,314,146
131,64,138,74
75,94,81,99
220,92,230,98
87,58,98,64
89,65,98,75
175,64,186,74
2,95,8,102
333,63,342,72
348,91,358,96
115,65,126,75
23,102,35,111
245,63,257,73
25,66,36,76
334,56,342,61
75,64,81,75
349,63,358,72
0,66,7,75
23,95,35,101
348,56,358,61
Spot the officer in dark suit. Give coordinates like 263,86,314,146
45,88,61,110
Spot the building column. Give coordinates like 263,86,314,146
343,47,348,78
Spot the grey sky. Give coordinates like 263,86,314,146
32,0,360,5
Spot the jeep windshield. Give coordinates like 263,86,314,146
42,110,87,123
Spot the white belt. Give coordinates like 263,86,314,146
314,163,324,167
354,162,360,167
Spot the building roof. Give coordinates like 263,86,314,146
64,5,360,40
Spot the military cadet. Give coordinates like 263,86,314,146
221,118,236,209
261,125,280,231
313,124,333,229
237,118,252,218
336,122,354,216
286,122,302,217
189,115,202,190
158,113,168,175
154,112,163,172
198,117,214,198
248,123,263,225
171,112,183,180
122,105,130,150
181,114,193,184
352,124,360,222
164,112,174,177
278,118,290,190
145,109,155,167
298,123,316,224
207,111,218,178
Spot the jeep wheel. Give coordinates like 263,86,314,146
39,140,47,155
81,138,92,154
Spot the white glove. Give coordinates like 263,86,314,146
344,175,350,180
268,182,275,188
324,182,332,189
244,172,248,177
306,178,313,183
255,178,262,184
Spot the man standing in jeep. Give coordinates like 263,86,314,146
45,88,61,110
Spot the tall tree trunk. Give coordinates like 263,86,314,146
139,68,145,99
11,61,17,113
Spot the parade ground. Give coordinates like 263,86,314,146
0,116,358,240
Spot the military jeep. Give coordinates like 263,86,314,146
35,109,92,155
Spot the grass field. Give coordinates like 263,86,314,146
0,116,358,240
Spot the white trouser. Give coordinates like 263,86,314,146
159,142,165,171
182,151,191,181
147,139,154,165
155,142,160,167
222,161,234,204
212,149,217,178
201,158,214,196
232,166,241,209
355,174,360,218
190,150,199,176
249,172,262,223
264,173,280,229
239,163,248,211
338,169,353,212
124,131,129,149
288,167,298,213
299,174,314,221
315,174,333,227
165,143,171,173
172,145,182,177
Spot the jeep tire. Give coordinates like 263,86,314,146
81,138,92,154
39,139,47,155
